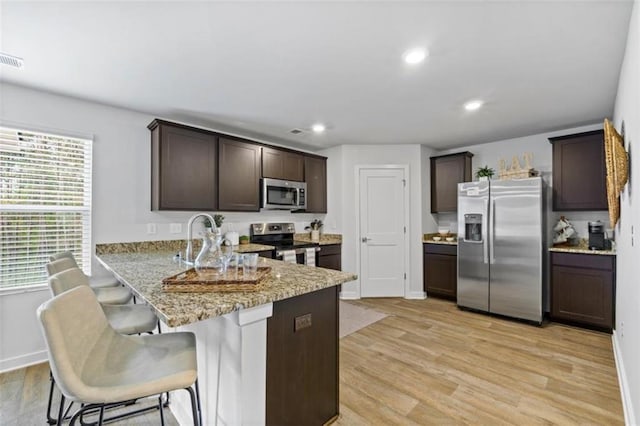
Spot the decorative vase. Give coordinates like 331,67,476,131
479,176,489,181
311,230,320,243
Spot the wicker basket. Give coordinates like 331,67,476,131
604,119,629,228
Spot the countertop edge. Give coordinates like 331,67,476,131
548,247,616,256
96,252,356,328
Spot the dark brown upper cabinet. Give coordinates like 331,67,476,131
430,152,473,213
218,137,262,211
149,119,218,211
262,147,304,182
549,130,607,211
304,155,327,213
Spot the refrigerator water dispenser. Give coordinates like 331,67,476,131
464,214,483,242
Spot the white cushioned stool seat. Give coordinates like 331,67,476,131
47,256,120,289
48,268,132,305
101,304,158,335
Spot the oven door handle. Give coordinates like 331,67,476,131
275,247,321,257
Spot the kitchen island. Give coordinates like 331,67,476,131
96,250,357,426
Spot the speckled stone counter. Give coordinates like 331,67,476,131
96,251,356,328
294,233,342,245
233,243,275,253
96,240,274,256
549,239,616,256
422,233,458,245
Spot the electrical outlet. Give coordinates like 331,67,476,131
170,223,182,234
146,223,157,234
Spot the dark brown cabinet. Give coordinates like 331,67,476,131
262,147,304,182
149,118,327,212
317,244,341,271
218,137,262,211
423,243,457,300
149,119,217,211
430,152,473,213
549,130,607,211
304,155,327,213
255,250,274,259
550,252,615,332
266,286,338,426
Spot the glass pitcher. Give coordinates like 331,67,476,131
194,229,224,274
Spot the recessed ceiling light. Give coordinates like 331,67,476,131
0,52,24,69
311,123,326,133
464,100,484,111
403,48,428,65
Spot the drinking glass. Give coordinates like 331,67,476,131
242,253,259,279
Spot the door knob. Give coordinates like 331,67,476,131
361,237,370,243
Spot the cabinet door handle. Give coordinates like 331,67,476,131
361,237,370,243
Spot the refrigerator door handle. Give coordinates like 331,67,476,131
483,199,489,264
489,198,496,264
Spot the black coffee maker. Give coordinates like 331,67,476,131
588,221,605,250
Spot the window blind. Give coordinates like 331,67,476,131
0,126,92,289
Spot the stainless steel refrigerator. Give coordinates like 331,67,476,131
457,177,543,323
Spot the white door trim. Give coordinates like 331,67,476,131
354,164,410,298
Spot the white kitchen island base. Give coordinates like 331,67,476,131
169,302,273,426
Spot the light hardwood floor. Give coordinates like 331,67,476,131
336,298,623,425
0,297,623,425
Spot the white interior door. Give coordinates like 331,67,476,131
359,168,406,297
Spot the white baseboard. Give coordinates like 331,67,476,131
405,291,426,300
612,331,636,426
0,350,48,374
339,291,360,300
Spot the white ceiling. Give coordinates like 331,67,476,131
0,1,633,150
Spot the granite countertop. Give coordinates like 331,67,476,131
234,243,275,253
294,233,342,245
422,233,458,245
549,239,616,256
96,251,357,328
96,240,275,255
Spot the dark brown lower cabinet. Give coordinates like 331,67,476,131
423,243,457,300
551,252,615,332
317,244,341,271
266,286,338,426
254,250,274,259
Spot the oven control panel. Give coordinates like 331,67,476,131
250,222,296,235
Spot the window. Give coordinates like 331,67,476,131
0,125,92,289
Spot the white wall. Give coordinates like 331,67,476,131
0,82,324,371
434,122,609,239
612,2,639,423
321,144,426,299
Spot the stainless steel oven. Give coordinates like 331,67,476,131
261,178,306,210
250,222,320,264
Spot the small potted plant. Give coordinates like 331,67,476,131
239,235,250,245
203,214,225,230
305,219,323,243
476,165,495,181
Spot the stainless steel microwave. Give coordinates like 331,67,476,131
261,178,307,210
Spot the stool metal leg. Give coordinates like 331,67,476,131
57,394,66,426
158,395,165,426
46,371,57,424
195,379,203,426
186,386,199,426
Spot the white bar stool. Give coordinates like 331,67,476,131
37,286,201,426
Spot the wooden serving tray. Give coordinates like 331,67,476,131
162,266,272,293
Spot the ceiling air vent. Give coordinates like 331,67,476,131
289,129,304,135
0,52,24,69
